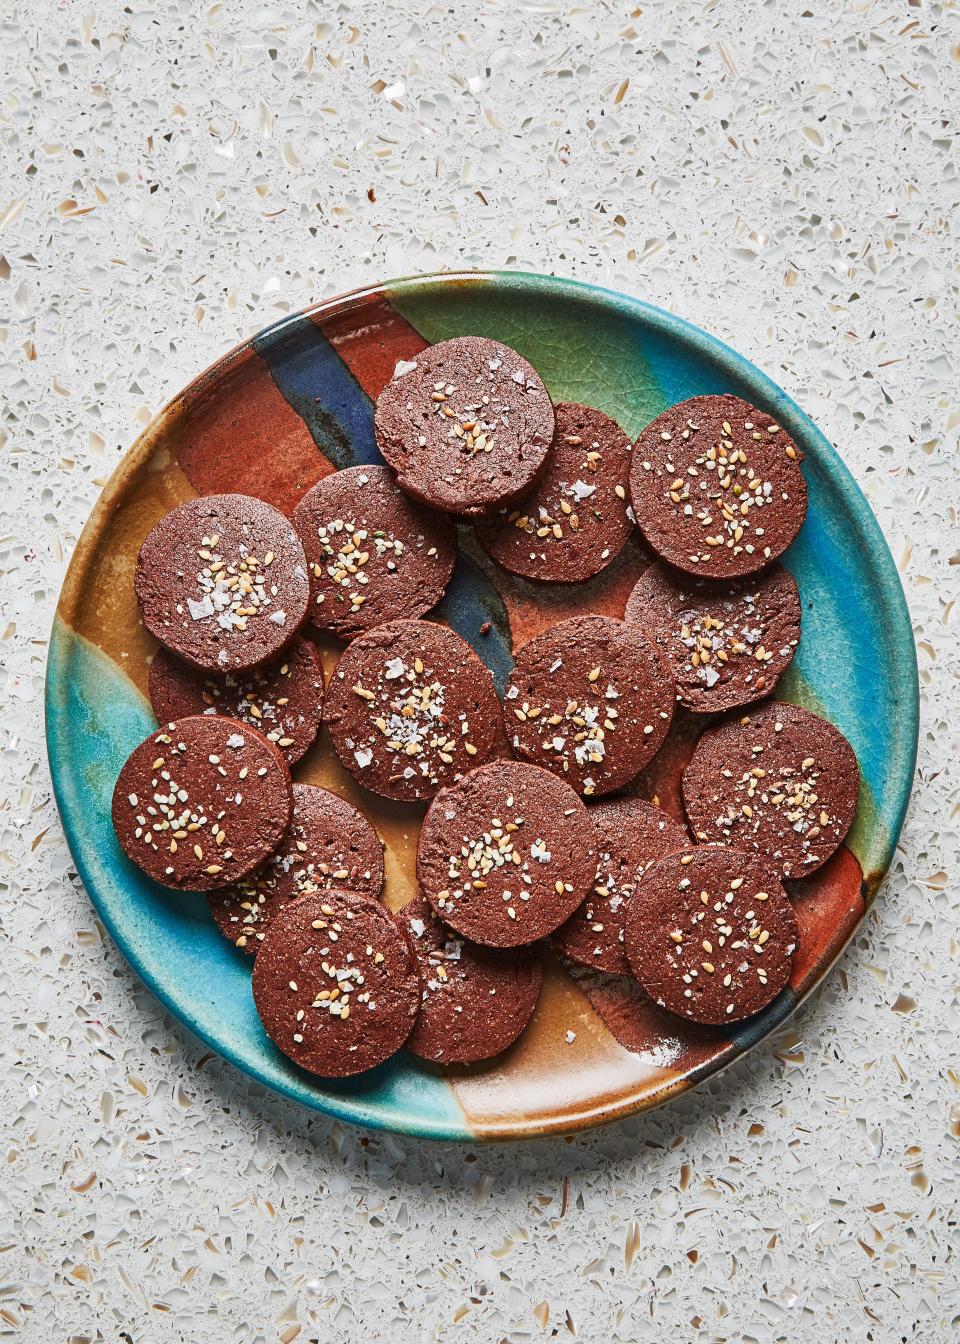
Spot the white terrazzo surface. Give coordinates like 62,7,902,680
1,1,958,1340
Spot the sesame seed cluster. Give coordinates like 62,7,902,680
210,663,297,746
623,848,800,1025
291,465,456,639
135,493,311,674
682,701,860,880
438,809,560,930
624,560,803,714
374,336,554,516
187,530,275,631
629,394,807,580
479,402,634,584
352,663,457,782
506,615,674,796
113,717,293,892
650,416,783,563
313,516,402,615
149,636,325,766
324,618,502,803
207,785,384,954
251,891,420,1076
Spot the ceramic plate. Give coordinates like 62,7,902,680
46,272,917,1140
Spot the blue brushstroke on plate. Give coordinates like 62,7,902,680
253,315,382,468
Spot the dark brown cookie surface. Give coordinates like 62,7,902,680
417,761,596,947
291,465,456,639
624,560,801,713
682,701,860,878
396,896,543,1064
624,846,798,1024
135,494,310,673
552,797,689,974
324,618,502,802
629,396,807,578
478,403,633,583
112,716,293,891
207,784,385,954
505,615,675,796
149,636,324,766
252,890,420,1077
374,337,555,517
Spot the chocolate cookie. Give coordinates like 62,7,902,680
478,403,633,583
324,618,502,802
373,337,555,517
624,561,801,713
396,896,543,1064
624,846,798,1023
136,494,310,673
505,615,675,796
629,396,807,578
252,889,420,1077
112,716,293,891
149,636,324,766
552,797,689,973
417,761,596,947
682,701,859,878
291,465,457,639
207,784,385,954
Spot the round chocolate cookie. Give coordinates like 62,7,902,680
417,761,596,947
149,636,324,766
324,618,502,802
207,784,385,954
624,846,798,1024
373,337,555,517
136,494,310,673
396,896,543,1064
291,465,457,639
252,889,420,1077
552,797,689,974
629,395,807,578
112,716,293,891
624,560,801,713
682,701,860,878
505,615,675,796
478,403,633,583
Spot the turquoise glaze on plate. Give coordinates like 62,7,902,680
46,271,918,1141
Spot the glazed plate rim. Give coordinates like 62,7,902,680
45,269,918,1142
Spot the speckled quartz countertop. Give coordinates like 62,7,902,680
1,2,958,1340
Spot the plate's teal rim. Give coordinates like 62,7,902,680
45,269,919,1141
